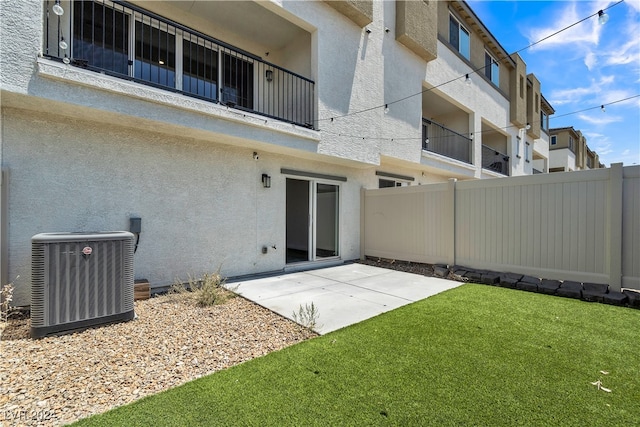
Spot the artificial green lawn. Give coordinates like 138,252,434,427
75,284,640,426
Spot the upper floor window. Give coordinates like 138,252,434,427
569,136,575,151
519,76,524,99
449,15,470,60
484,51,499,86
379,179,410,188
550,135,557,145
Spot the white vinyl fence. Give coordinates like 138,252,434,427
361,164,639,292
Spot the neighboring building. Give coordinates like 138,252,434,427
549,127,605,172
533,95,555,173
0,0,554,305
420,1,553,180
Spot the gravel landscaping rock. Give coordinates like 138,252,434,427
0,293,315,426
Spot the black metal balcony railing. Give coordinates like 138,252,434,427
422,118,472,164
481,145,510,176
43,0,315,128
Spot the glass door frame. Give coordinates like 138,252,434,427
285,176,342,264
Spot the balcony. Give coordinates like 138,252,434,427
482,145,510,176
422,118,472,164
42,0,315,128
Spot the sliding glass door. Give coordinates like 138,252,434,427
286,179,340,264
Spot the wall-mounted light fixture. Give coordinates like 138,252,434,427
526,123,531,130
53,0,64,15
261,174,271,188
465,74,471,86
265,70,273,82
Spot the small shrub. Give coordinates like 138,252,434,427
292,302,321,331
168,278,190,295
196,271,231,307
1,277,17,323
169,268,236,307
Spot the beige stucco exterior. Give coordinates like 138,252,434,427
324,0,373,27
395,0,438,62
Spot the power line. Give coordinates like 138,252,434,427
550,94,640,119
321,95,640,143
315,1,625,124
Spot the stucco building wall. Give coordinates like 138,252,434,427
2,107,365,304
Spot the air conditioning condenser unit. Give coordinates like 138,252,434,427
31,231,135,338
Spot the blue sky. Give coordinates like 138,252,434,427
466,0,640,166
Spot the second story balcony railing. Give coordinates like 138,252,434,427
482,145,510,176
43,0,315,128
422,119,472,164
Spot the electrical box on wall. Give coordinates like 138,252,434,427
130,217,141,233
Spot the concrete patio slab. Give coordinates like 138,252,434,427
231,263,462,334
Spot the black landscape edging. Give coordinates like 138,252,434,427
451,265,638,309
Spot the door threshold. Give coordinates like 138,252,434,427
284,258,344,273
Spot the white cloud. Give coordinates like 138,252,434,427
549,75,618,105
626,0,640,13
584,51,597,70
576,112,623,125
588,135,613,154
602,12,640,66
604,46,640,66
526,2,607,51
550,87,593,104
601,90,638,105
601,149,640,166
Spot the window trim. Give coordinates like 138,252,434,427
484,50,499,86
375,171,415,182
550,135,557,145
449,14,470,60
280,168,347,182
